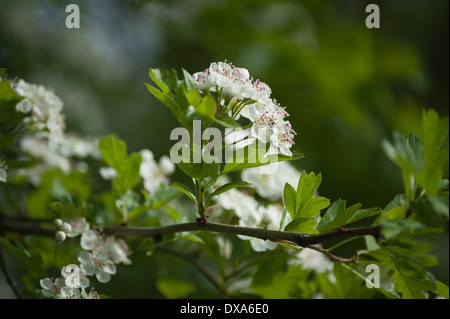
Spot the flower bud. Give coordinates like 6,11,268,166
55,231,67,242
60,222,72,234
54,219,63,229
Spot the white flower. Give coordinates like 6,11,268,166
81,287,100,299
61,264,90,289
216,237,233,259
243,205,283,252
219,188,259,220
240,100,288,143
66,217,90,238
241,161,301,201
0,168,6,183
58,134,101,159
194,62,252,100
265,120,296,157
241,78,272,101
78,250,117,283
20,136,71,173
224,127,256,153
58,287,81,299
219,188,284,252
105,237,132,265
99,166,117,180
139,149,175,195
14,79,64,135
40,277,65,298
288,248,334,273
193,61,296,159
80,228,101,251
158,155,175,175
193,68,216,91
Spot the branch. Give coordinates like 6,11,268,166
0,215,381,248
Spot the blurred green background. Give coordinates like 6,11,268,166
0,0,448,298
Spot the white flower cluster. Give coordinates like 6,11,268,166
139,149,175,195
41,217,132,299
99,149,175,196
288,247,334,274
241,161,301,201
13,79,65,134
40,264,99,299
219,188,285,252
7,79,101,185
193,61,297,157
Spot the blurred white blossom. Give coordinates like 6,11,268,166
241,161,301,201
139,149,175,195
219,188,284,252
288,247,334,274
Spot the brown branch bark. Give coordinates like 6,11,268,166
0,214,381,248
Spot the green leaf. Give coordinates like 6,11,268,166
0,79,27,124
212,115,241,128
391,255,436,299
383,110,449,200
197,95,217,119
284,218,318,234
176,158,220,182
99,136,142,194
170,182,197,202
222,140,302,175
428,196,449,218
186,89,216,124
433,281,449,299
317,200,379,233
156,277,196,299
383,206,406,221
251,255,290,288
118,152,142,193
421,109,449,156
182,68,196,91
380,219,427,240
283,183,297,216
186,88,202,106
284,171,330,221
251,264,314,299
145,82,190,129
317,263,377,299
148,68,178,93
316,200,346,232
0,78,15,100
99,136,127,171
410,197,445,227
0,238,45,277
